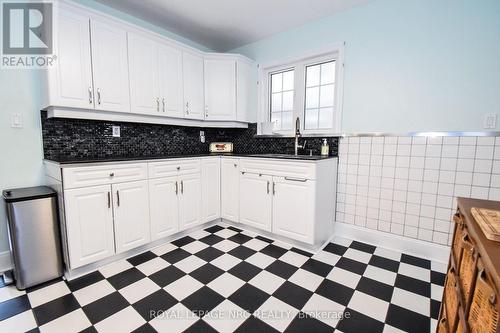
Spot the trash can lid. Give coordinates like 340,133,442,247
2,186,56,203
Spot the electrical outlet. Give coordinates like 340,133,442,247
112,126,121,137
200,130,205,143
484,113,497,129
10,113,22,128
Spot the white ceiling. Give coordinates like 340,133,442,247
95,0,371,52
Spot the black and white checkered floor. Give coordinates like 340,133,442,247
0,224,446,333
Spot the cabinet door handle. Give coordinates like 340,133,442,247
186,102,190,115
272,182,276,195
284,177,307,182
97,88,101,105
116,190,120,207
162,98,165,112
267,181,270,194
107,192,111,208
180,180,184,194
175,181,178,195
88,87,93,104
156,97,160,112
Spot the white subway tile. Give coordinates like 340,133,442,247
426,145,442,157
472,173,491,187
490,175,500,188
435,208,452,221
371,144,384,155
359,144,371,155
440,158,457,171
405,214,419,227
433,231,449,245
404,226,418,238
421,193,437,206
412,137,427,145
384,144,398,155
396,156,410,168
397,144,411,156
366,218,378,230
367,197,380,208
471,186,489,199
358,165,370,176
378,221,391,232
367,208,379,219
379,210,392,222
427,137,443,145
418,229,433,242
397,137,412,145
381,177,395,189
420,205,436,218
394,179,408,191
495,146,500,160
380,198,393,210
493,161,500,174
406,204,420,216
395,168,409,180
458,145,476,159
419,217,434,230
456,159,474,172
436,195,453,209
489,188,500,201
391,223,404,235
407,191,422,204
407,180,423,192
459,137,477,145
392,201,406,213
411,145,426,157
383,155,396,166
348,137,360,144
425,157,441,170
359,155,371,166
422,181,438,194
441,145,458,158
424,169,439,182
438,183,455,196
439,170,455,184
360,137,372,144
372,137,384,144
454,184,471,197
434,219,451,233
477,137,495,146
443,137,459,145
409,168,424,181
474,159,493,173
380,189,393,200
385,137,398,144
410,156,425,168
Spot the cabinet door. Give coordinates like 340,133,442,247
204,59,236,120
128,33,159,115
64,185,114,269
90,19,130,112
221,159,240,221
239,173,272,231
149,177,179,241
272,177,315,243
158,44,183,118
113,180,151,253
182,52,204,119
237,60,255,122
49,9,93,109
178,173,202,229
202,158,221,222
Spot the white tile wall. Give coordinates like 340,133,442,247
336,136,500,246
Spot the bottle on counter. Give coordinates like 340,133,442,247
321,139,329,156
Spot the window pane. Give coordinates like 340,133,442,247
319,84,335,107
282,91,294,111
305,87,319,109
282,70,294,91
306,65,320,87
281,112,293,130
305,109,319,130
271,112,281,130
271,73,282,92
319,107,334,128
271,93,282,111
321,61,335,85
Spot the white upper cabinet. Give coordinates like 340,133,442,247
90,19,130,112
204,58,236,120
236,59,255,122
128,33,159,115
158,44,184,118
182,51,205,120
48,8,93,109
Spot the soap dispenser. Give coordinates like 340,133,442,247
321,139,329,156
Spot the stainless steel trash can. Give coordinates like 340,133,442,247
2,186,63,290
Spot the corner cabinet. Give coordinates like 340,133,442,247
44,3,255,126
221,158,240,222
239,173,273,231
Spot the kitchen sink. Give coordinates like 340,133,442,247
247,154,329,160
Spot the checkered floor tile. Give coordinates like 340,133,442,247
0,223,446,333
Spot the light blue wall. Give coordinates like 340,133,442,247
231,0,500,133
0,0,212,254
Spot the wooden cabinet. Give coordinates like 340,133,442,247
149,177,179,241
272,177,315,243
64,185,115,269
204,58,236,120
182,51,205,120
439,198,500,333
90,19,130,112
221,158,240,222
49,8,93,109
202,158,221,222
112,180,150,253
239,173,273,231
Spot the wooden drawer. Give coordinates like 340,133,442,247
148,159,201,179
240,158,316,180
444,267,460,332
63,163,147,189
458,231,479,310
468,259,499,333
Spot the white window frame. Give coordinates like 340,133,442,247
257,43,344,136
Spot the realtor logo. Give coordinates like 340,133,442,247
2,1,55,68
2,1,52,54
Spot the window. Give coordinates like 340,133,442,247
259,44,344,136
270,69,294,131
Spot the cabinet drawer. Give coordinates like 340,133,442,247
63,163,147,189
148,159,201,178
240,158,316,179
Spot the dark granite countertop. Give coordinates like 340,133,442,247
44,153,337,165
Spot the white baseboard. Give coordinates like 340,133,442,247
0,251,12,273
333,222,451,263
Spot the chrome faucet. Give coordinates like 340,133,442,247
294,117,306,155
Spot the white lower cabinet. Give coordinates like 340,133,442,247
149,177,179,241
202,158,221,222
221,158,240,221
272,177,315,243
64,185,115,269
112,180,151,253
239,173,273,231
179,173,202,229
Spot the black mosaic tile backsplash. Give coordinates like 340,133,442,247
41,111,339,162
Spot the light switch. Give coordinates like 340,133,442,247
112,126,121,137
483,113,497,129
10,113,23,128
